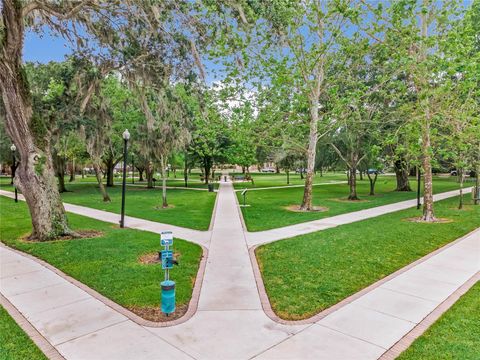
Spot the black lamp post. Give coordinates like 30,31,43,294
10,144,18,202
120,129,130,228
417,166,421,210
131,153,135,184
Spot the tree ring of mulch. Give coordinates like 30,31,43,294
20,230,104,243
138,251,181,265
403,217,454,224
284,205,329,212
153,204,176,210
330,198,371,203
127,304,188,322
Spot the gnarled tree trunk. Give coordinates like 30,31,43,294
146,161,154,188
0,0,73,240
394,159,412,192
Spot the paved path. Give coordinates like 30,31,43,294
246,187,473,247
0,190,211,248
1,183,478,359
233,180,347,192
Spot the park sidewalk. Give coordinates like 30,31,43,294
1,181,479,359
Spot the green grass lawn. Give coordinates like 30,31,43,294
1,175,217,230
398,282,480,360
0,306,47,360
0,197,202,319
240,175,464,231
61,183,216,230
231,171,346,189
256,196,480,320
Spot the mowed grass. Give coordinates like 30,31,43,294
256,196,480,320
231,171,346,189
0,197,202,311
398,282,480,360
59,183,216,230
0,306,47,360
239,175,464,231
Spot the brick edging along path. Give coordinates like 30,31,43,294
0,242,209,328
0,294,65,360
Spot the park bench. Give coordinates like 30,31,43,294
234,175,254,185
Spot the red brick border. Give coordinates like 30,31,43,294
249,227,480,325
0,294,65,360
379,272,479,359
0,242,208,328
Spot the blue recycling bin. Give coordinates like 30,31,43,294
161,280,176,315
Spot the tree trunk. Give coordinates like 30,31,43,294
367,171,378,196
421,117,436,221
300,96,319,211
92,162,110,202
54,153,67,193
105,157,115,187
394,159,412,192
286,170,290,185
203,157,212,185
184,154,188,188
69,158,75,182
146,161,154,188
348,163,359,200
0,0,74,241
160,156,168,208
136,166,145,182
242,166,245,174
275,164,280,174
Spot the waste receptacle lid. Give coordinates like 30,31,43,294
161,280,176,290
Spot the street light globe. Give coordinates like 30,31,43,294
10,144,16,152
122,129,130,141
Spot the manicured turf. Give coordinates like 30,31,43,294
59,183,216,230
0,306,47,360
239,175,465,231
256,196,480,320
0,197,202,313
231,171,346,189
398,283,480,360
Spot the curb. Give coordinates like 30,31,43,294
0,242,208,328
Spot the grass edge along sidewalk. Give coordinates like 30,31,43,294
0,304,48,360
396,281,480,360
255,196,480,320
0,197,203,322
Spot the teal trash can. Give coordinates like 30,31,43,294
161,280,176,315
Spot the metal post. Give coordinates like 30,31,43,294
243,192,246,206
12,149,18,203
417,166,421,210
120,137,128,228
131,154,135,184
475,168,479,205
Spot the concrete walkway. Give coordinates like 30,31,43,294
233,180,347,192
246,187,473,247
0,190,211,248
1,183,478,359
